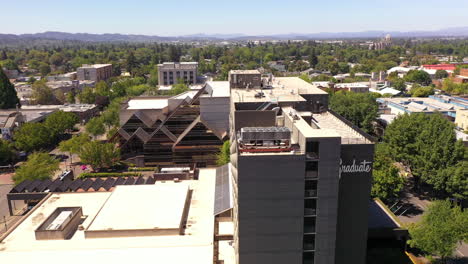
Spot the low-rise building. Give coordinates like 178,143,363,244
377,95,468,121
77,64,113,82
228,70,261,89
334,82,370,93
454,68,468,84
0,169,235,264
157,62,198,86
0,111,23,140
455,108,468,130
20,104,99,122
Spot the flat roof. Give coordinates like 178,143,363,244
229,69,260,74
311,111,370,144
232,77,326,104
80,64,112,68
205,81,230,97
87,184,188,232
0,168,218,264
127,98,169,110
379,97,467,113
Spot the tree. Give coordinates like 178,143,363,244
13,152,59,184
77,87,96,104
45,110,79,135
95,81,110,97
392,78,406,92
216,140,230,166
31,79,55,104
38,62,51,76
409,85,435,97
434,70,449,79
383,113,466,198
14,123,54,152
66,91,75,103
404,70,432,86
58,133,91,155
408,200,468,261
169,79,189,95
79,141,120,171
0,68,20,109
147,68,159,87
86,117,106,137
329,91,379,133
371,144,405,201
0,139,15,165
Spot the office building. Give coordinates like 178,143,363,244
114,82,230,167
77,64,113,82
157,62,198,86
229,75,375,264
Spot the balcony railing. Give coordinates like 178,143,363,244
305,189,317,198
304,208,316,216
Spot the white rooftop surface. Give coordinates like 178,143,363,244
0,169,218,264
127,98,169,110
312,112,370,144
172,90,199,100
232,77,326,103
205,81,230,97
87,184,188,231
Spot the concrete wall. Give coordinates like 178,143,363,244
335,143,374,264
200,96,230,136
234,110,276,132
237,154,306,264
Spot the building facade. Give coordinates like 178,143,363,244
77,64,113,82
157,62,198,86
229,75,375,264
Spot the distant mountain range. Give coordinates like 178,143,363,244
1,27,468,43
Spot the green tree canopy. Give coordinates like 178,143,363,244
58,133,91,155
434,70,449,79
0,68,20,109
79,141,120,171
371,143,405,201
383,113,466,198
409,85,435,97
85,117,106,137
45,110,79,135
404,70,432,86
31,79,55,104
13,152,59,184
0,139,15,165
329,91,378,133
14,123,54,152
392,78,407,92
77,87,96,104
408,200,468,260
216,140,230,166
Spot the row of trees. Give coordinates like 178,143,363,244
3,39,468,82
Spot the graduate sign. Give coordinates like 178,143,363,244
339,159,372,178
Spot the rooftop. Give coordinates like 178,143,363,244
232,77,326,103
127,98,169,110
79,64,112,69
229,69,261,74
204,81,231,97
0,169,217,264
378,96,468,114
158,62,198,70
86,184,189,235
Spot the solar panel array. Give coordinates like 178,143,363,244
214,164,233,215
11,176,156,194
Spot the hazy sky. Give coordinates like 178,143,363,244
2,0,467,35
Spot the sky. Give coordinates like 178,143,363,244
1,0,468,35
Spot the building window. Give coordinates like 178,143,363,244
306,141,319,160
305,161,318,179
